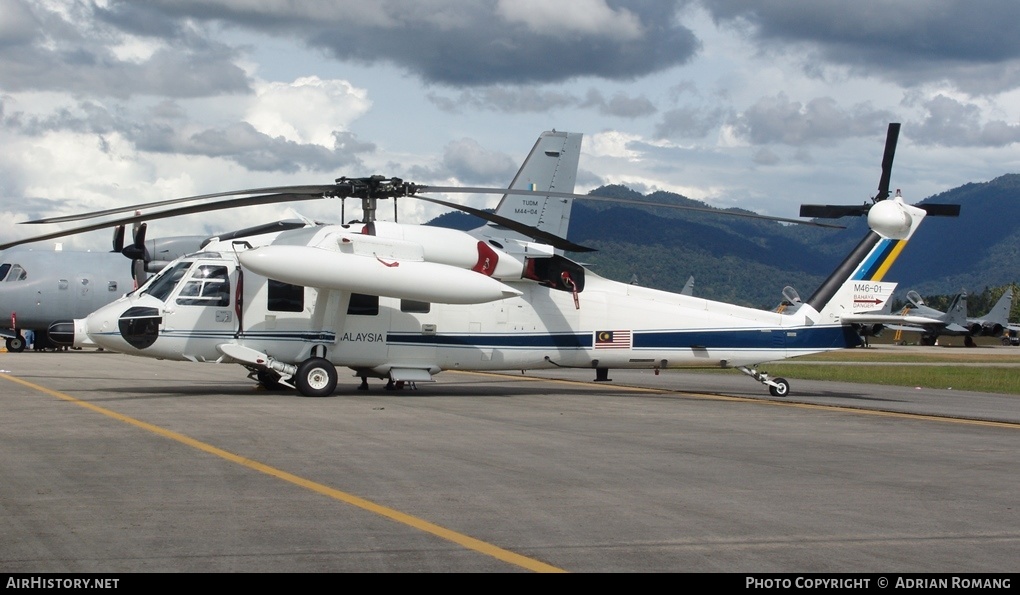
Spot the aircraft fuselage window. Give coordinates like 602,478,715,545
268,279,304,312
143,261,192,301
400,299,430,313
348,293,379,316
176,265,230,307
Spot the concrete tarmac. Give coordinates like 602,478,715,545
0,350,1017,573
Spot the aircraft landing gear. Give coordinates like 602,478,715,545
294,357,338,397
256,368,286,391
738,366,790,397
5,335,26,353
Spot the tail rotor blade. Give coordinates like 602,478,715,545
875,123,900,202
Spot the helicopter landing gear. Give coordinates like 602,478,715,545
5,335,26,353
738,366,790,397
256,368,286,391
294,357,338,397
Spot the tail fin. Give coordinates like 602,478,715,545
985,287,1014,325
487,130,582,240
945,292,968,326
806,198,926,323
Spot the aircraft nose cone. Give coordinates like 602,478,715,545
85,304,162,351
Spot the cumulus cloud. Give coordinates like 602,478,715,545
705,0,1020,95
910,95,1020,147
245,77,372,147
654,106,729,139
441,138,518,184
731,93,895,145
2,95,374,173
495,0,644,40
429,87,656,118
0,0,250,98
94,0,700,86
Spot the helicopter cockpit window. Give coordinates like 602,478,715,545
0,264,10,281
3,264,26,282
268,279,304,312
176,265,230,307
142,261,192,301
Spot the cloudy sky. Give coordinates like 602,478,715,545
2,0,1020,250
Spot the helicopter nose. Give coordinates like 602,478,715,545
85,304,162,351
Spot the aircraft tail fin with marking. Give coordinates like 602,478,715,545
983,287,1013,325
945,292,969,327
805,198,927,324
486,130,583,241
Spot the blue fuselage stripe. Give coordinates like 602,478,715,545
388,326,860,350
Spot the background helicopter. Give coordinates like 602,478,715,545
2,125,959,397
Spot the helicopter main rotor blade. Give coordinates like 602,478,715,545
23,185,337,224
0,192,321,251
799,204,871,219
420,186,845,229
412,194,595,252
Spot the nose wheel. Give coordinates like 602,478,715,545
293,357,338,397
5,335,26,353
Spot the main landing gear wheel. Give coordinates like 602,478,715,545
5,335,26,353
294,357,337,398
768,378,790,397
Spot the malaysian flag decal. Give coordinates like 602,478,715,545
594,330,631,349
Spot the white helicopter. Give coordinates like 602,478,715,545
2,125,959,397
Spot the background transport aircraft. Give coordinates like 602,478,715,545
887,286,1016,346
0,227,207,352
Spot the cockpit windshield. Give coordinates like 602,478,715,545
0,264,10,281
141,261,191,301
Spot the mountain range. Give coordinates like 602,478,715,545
428,174,1020,310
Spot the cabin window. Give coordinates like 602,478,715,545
176,265,230,307
400,299,430,313
268,279,304,312
347,293,379,316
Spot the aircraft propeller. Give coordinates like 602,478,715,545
800,123,960,219
112,224,126,253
